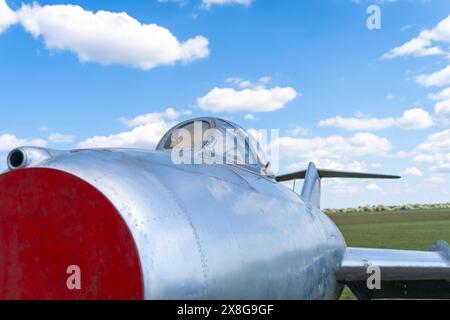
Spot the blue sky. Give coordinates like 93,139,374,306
1,0,450,208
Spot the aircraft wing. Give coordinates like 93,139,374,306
336,240,450,299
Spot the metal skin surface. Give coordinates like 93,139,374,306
6,147,66,171
337,247,450,281
337,242,450,299
8,148,346,300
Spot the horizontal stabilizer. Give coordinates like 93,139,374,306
276,168,401,182
277,162,401,209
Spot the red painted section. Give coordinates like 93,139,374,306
0,168,144,300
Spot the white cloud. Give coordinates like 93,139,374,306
318,108,433,131
286,159,381,173
120,108,192,127
430,163,450,174
412,130,450,175
424,174,446,185
383,38,444,59
258,76,271,84
0,133,47,151
413,154,435,163
435,99,450,117
0,0,17,33
321,179,360,195
38,125,49,132
199,77,297,113
427,87,450,121
197,86,298,113
286,126,308,137
318,115,395,131
401,167,423,177
394,150,409,158
412,154,438,163
264,130,390,178
416,129,450,153
225,77,253,88
412,152,450,164
275,132,392,161
78,123,170,149
416,65,450,87
201,0,252,9
244,113,257,121
366,183,382,192
15,3,209,70
383,14,450,59
428,87,450,101
78,108,191,149
48,133,76,143
355,0,400,2
225,76,272,89
396,108,434,129
385,15,450,125
400,24,414,32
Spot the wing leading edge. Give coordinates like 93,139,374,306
336,241,450,299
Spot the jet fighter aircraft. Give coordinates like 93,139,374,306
0,117,448,300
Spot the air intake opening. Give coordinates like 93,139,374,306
7,150,25,169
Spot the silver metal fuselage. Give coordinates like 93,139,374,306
31,148,346,300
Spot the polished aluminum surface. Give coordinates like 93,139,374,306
337,245,450,281
300,163,322,209
6,147,65,171
8,147,346,299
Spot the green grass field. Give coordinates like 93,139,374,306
327,209,450,300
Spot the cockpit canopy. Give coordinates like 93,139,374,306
156,118,270,174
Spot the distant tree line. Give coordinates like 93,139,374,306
324,203,450,215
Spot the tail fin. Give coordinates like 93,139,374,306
301,163,322,208
276,162,401,209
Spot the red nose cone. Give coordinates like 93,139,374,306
0,168,144,300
